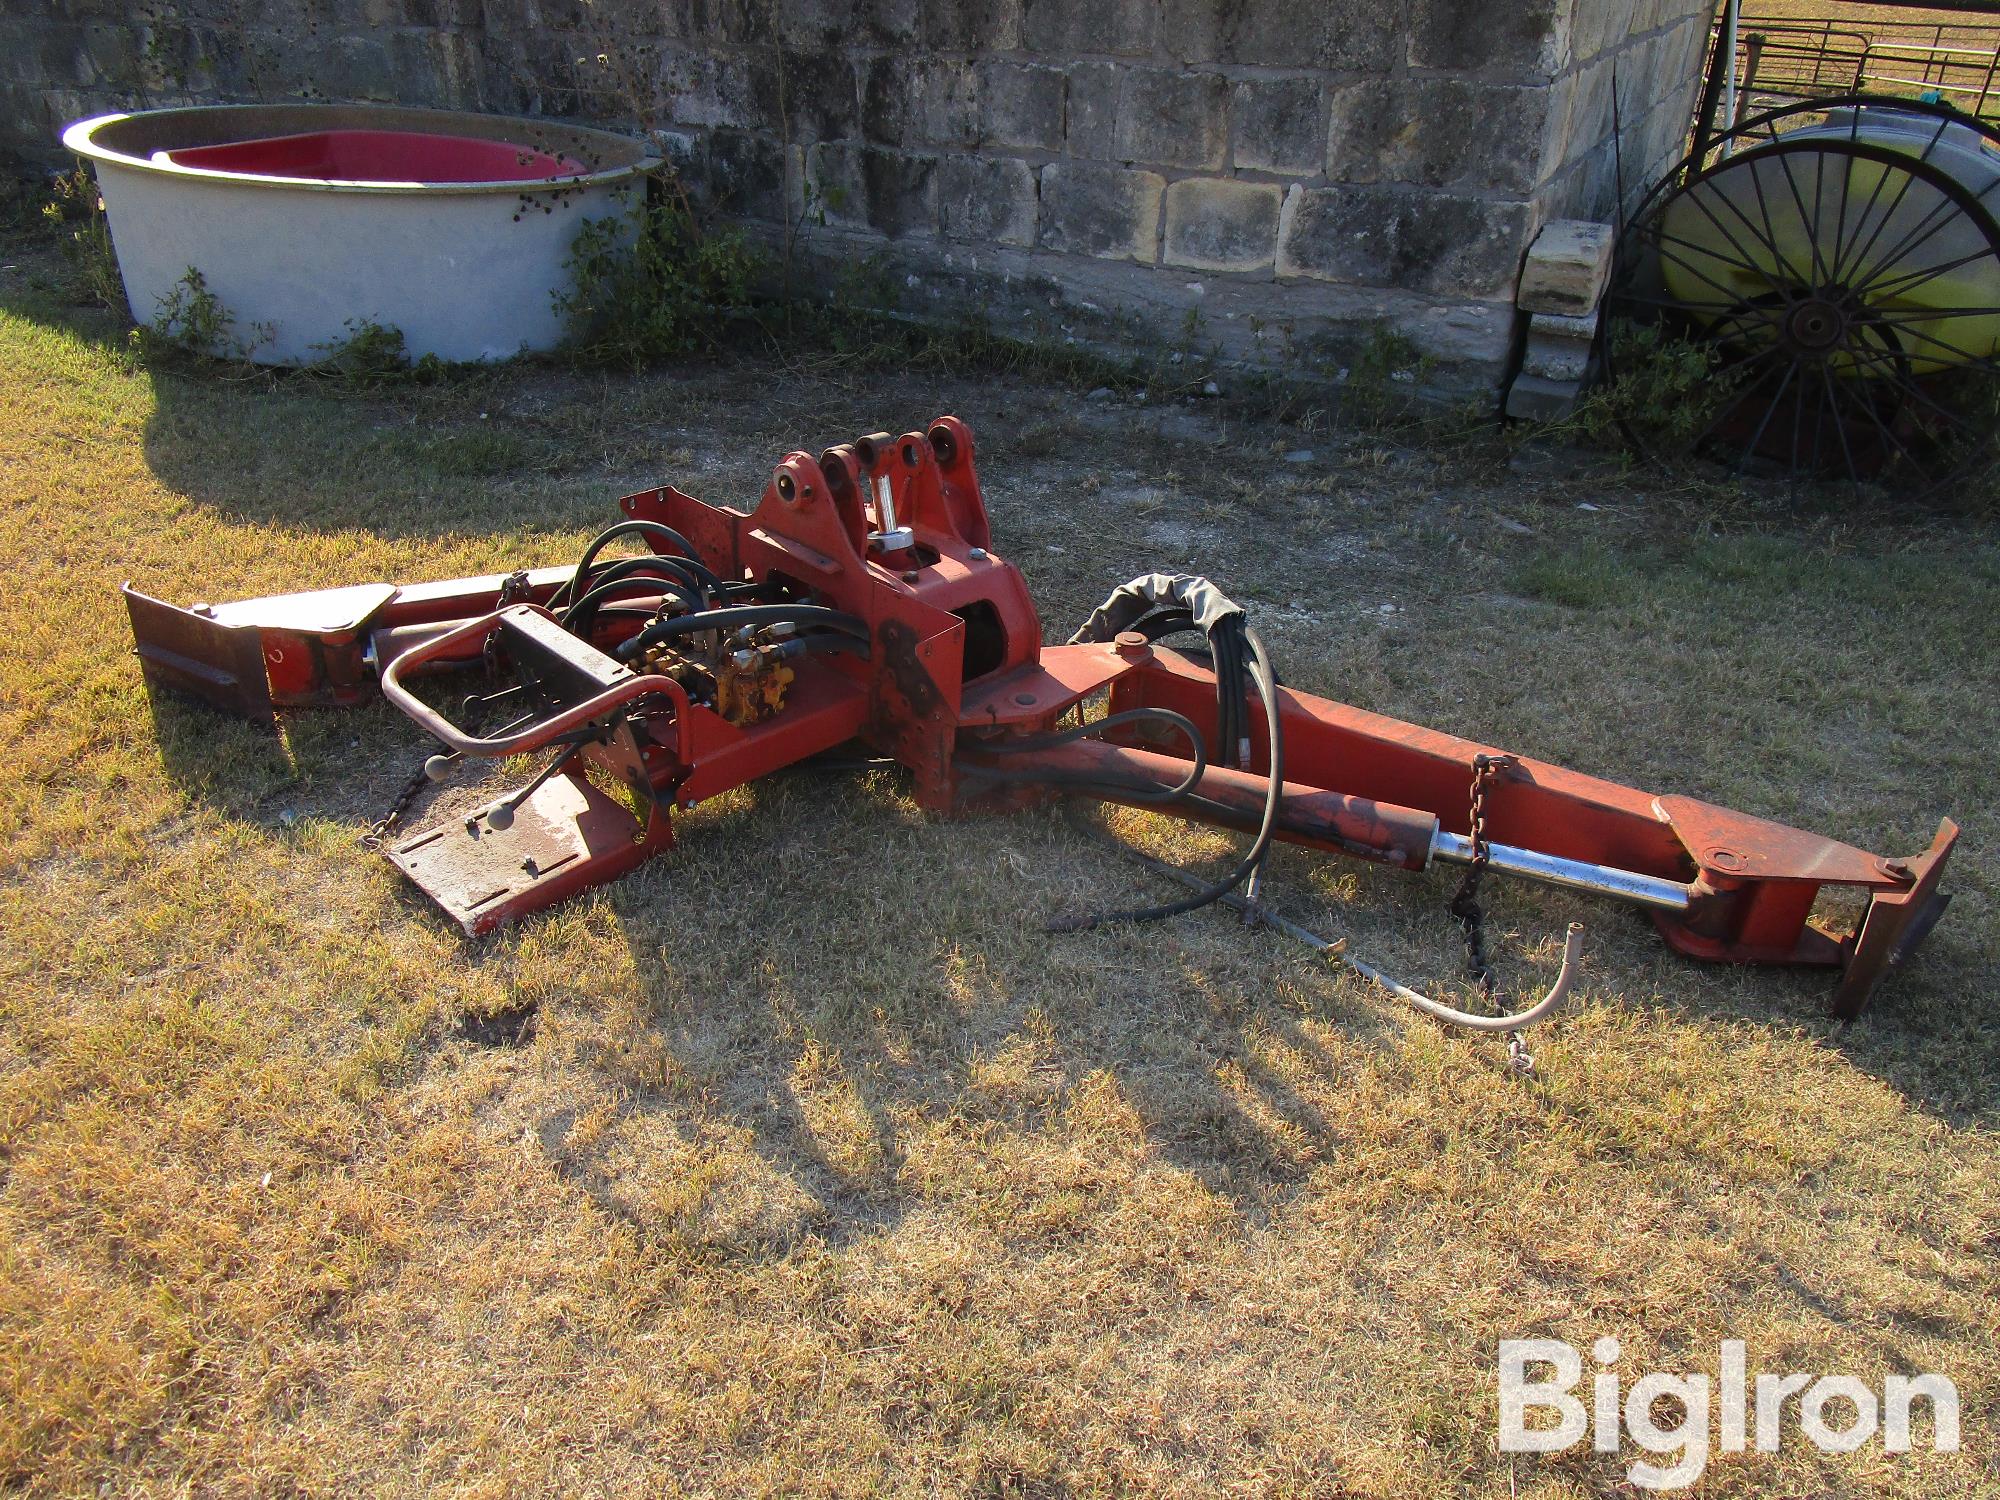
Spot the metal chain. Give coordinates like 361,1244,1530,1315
1447,753,1535,1074
359,759,437,851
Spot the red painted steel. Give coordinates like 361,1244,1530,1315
165,129,582,183
119,417,1957,1011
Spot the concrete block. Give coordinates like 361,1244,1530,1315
1522,328,1593,382
1517,218,1613,315
1231,76,1323,176
1040,160,1162,262
1164,0,1395,70
1278,184,1531,299
861,56,977,148
1163,178,1280,273
977,60,1063,152
1117,68,1226,170
1529,309,1600,340
809,142,937,239
1023,0,1155,57
940,153,1036,246
1505,371,1581,422
1409,0,1571,77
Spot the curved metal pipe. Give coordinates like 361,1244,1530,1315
1346,922,1586,1033
1071,815,1587,1033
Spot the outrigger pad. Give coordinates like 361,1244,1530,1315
386,772,667,936
1831,818,1959,1021
124,585,275,730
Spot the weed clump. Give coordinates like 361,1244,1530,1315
556,192,761,366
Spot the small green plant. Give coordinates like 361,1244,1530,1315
1340,325,1436,430
307,318,447,389
1571,323,1742,450
555,193,762,366
39,166,124,312
136,265,271,364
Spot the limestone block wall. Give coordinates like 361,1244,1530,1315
1,0,1717,394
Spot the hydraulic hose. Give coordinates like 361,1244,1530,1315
551,520,720,610
561,571,704,636
1048,625,1284,932
613,604,871,662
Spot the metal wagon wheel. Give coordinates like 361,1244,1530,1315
1604,102,2000,498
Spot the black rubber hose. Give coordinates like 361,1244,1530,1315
561,572,703,636
571,552,713,605
613,605,871,662
957,707,1209,803
551,520,719,609
1048,624,1283,933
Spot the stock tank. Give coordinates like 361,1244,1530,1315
62,104,658,364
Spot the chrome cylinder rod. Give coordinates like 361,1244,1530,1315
1429,831,1694,913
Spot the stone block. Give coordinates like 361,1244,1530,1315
1505,371,1580,422
1039,160,1162,262
921,0,1024,51
712,129,791,220
1163,178,1280,273
751,51,856,143
1064,62,1118,159
778,0,918,49
1328,79,1552,194
1118,68,1226,170
1023,0,1155,57
1517,218,1613,315
323,32,395,101
940,153,1036,246
809,142,937,239
1164,0,1395,70
861,55,977,148
658,51,760,130
647,126,706,193
1278,184,1530,299
1571,0,1639,63
1325,81,1393,184
1408,0,1570,77
1231,76,1323,176
977,60,1063,152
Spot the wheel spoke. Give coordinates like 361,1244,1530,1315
1744,153,1815,289
1676,180,1806,303
1853,246,1997,303
1770,145,1831,286
1827,136,1898,285
1740,359,1801,468
1819,364,1863,485
1846,190,1967,299
1647,234,1789,312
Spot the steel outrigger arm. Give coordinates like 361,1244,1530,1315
123,416,1957,1020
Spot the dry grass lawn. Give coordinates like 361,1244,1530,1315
1,239,1996,1497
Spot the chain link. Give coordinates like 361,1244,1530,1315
359,759,437,851
1447,753,1536,1075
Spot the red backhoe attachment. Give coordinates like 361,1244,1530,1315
125,417,1956,1022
